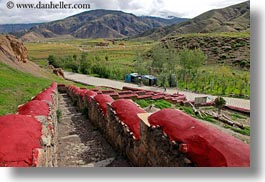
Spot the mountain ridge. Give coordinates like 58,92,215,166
134,1,250,40
19,9,188,41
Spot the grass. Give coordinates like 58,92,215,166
26,39,154,60
25,39,155,71
56,109,62,123
0,60,97,116
134,99,172,109
176,104,250,136
154,100,172,109
25,42,81,65
224,125,250,136
0,62,52,115
134,99,151,108
230,112,247,120
177,105,218,124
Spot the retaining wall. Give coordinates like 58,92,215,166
0,82,58,167
63,85,250,167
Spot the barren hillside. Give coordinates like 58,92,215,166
0,35,51,78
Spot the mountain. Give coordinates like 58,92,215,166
0,23,40,34
20,9,188,41
136,1,250,40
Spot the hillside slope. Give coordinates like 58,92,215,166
20,9,187,41
160,33,250,69
0,34,51,78
0,62,52,115
136,1,250,40
0,35,75,115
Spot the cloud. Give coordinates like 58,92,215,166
0,0,248,24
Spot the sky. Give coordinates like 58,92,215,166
0,0,248,24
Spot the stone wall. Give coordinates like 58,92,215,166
0,82,59,167
107,105,192,167
63,84,250,167
65,85,193,166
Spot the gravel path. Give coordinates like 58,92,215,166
57,93,131,167
64,72,250,110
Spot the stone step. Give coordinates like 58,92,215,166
79,157,115,167
57,93,129,167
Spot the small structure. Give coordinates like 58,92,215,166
194,96,208,106
125,73,140,83
125,73,157,86
142,75,157,86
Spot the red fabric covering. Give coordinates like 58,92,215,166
174,96,186,101
0,114,42,167
101,90,115,94
72,86,81,95
106,92,119,96
154,92,165,96
148,109,250,167
164,96,172,100
122,86,143,91
111,99,146,140
118,90,133,95
134,91,146,95
18,100,49,116
50,82,57,90
172,93,185,97
137,95,152,99
152,95,164,100
78,89,87,97
225,105,250,114
94,94,114,115
118,94,138,99
33,88,54,102
77,89,88,101
68,85,80,96
86,90,97,102
86,90,97,97
145,91,154,95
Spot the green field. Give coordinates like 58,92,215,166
25,39,155,68
26,39,155,80
25,34,250,98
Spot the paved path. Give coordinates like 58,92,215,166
64,72,250,110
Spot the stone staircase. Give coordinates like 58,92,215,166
57,93,130,167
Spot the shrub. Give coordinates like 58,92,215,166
214,97,226,115
47,55,62,68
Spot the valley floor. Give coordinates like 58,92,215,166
64,71,250,110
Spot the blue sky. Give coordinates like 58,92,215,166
0,0,248,24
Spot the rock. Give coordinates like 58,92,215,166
0,35,29,63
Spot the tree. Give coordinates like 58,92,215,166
214,97,226,116
105,55,109,61
134,52,150,75
80,53,91,74
178,47,206,89
47,55,61,68
150,43,179,87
